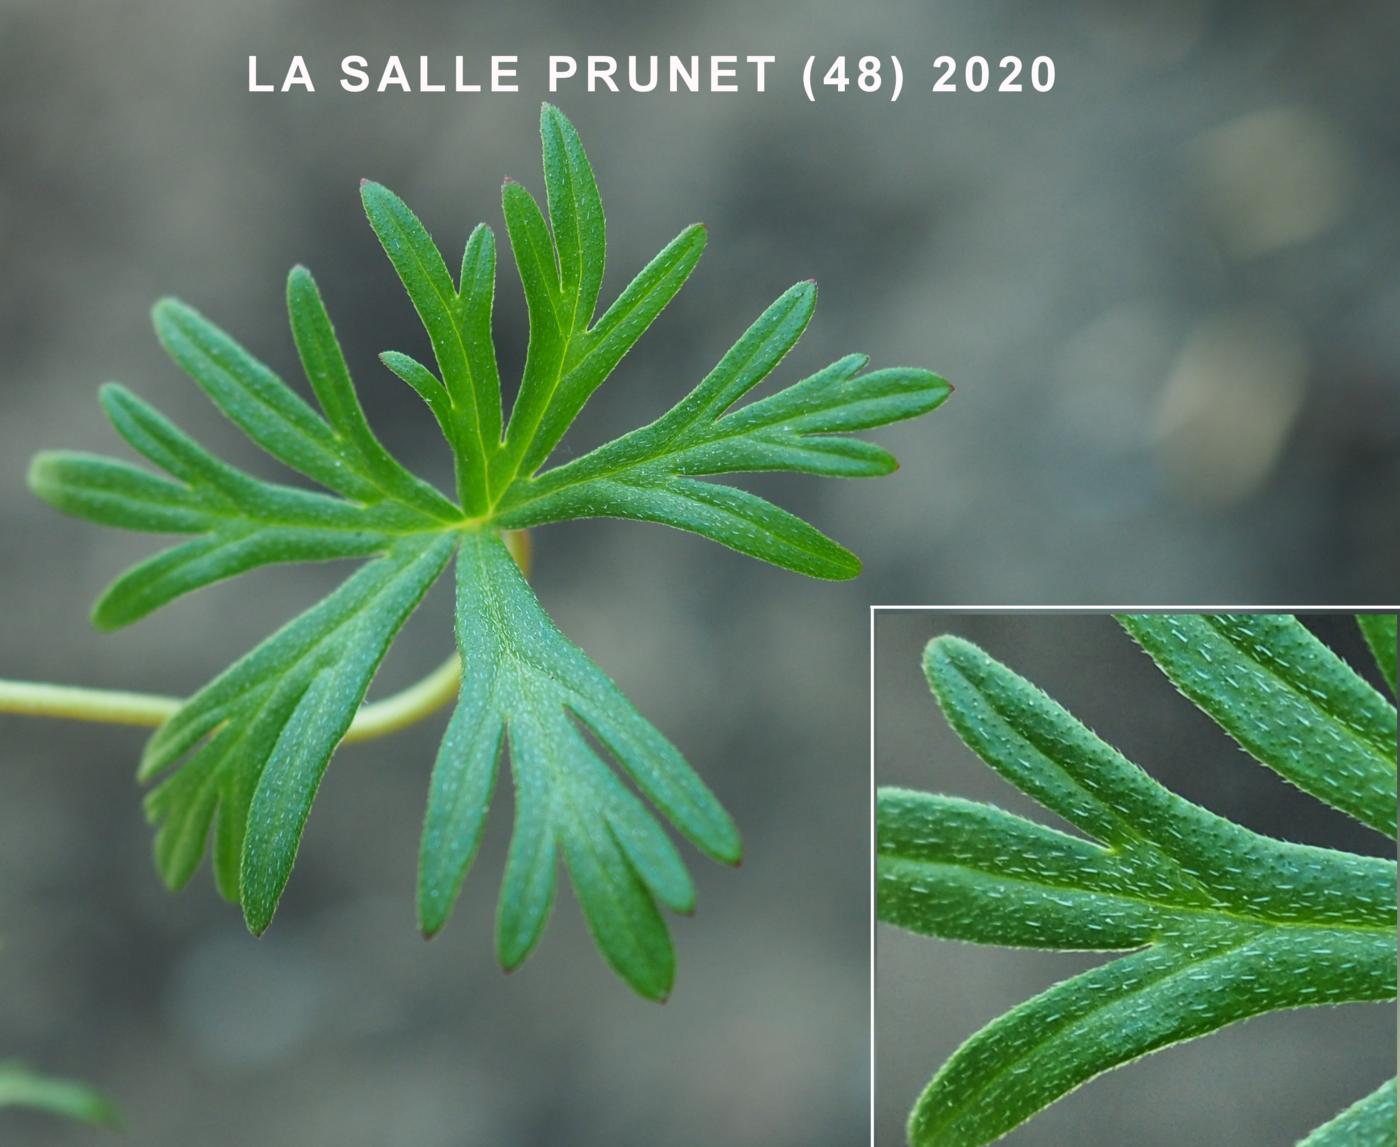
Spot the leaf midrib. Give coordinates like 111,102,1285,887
879,852,1397,936
187,489,466,538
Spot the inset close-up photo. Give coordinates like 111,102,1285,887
874,611,1397,1147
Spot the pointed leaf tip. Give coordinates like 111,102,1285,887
359,180,390,206
539,102,579,138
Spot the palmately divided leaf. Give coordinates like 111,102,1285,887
1297,1077,1396,1146
878,630,1398,1147
1119,614,1397,838
418,530,740,1000
0,1061,120,1128
34,103,947,997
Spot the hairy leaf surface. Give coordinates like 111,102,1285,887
1119,614,1396,837
34,104,947,994
141,535,454,930
878,623,1398,1146
418,531,740,999
1297,1078,1396,1146
1357,613,1398,697
497,282,951,577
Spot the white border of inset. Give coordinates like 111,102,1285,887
866,603,1398,1146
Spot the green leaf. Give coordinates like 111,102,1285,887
418,530,739,1000
153,297,381,503
1358,613,1398,697
378,349,456,441
0,1061,120,1128
142,535,453,927
360,185,502,512
1298,1078,1397,1146
540,102,605,335
28,450,214,534
497,281,951,578
877,627,1398,1147
34,102,946,997
495,120,708,484
515,220,708,482
1118,614,1397,837
514,474,864,579
286,265,461,520
29,289,450,630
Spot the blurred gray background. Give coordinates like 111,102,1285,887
875,611,1396,1146
0,1,1396,1144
